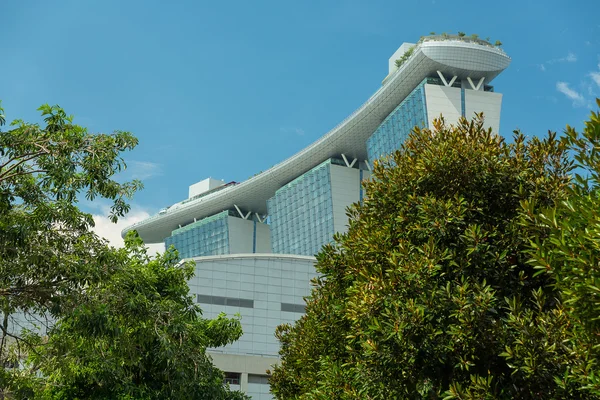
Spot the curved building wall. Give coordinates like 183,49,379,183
367,79,429,162
189,254,317,399
190,254,316,356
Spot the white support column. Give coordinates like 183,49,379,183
193,218,197,222
467,76,485,91
436,71,458,87
240,373,248,393
364,159,372,171
255,213,268,223
234,204,252,220
341,153,357,168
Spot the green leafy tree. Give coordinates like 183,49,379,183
395,46,416,68
270,115,585,399
519,99,600,396
0,103,248,399
26,233,248,400
0,101,142,370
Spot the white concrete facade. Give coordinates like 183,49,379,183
388,42,417,75
330,164,370,235
424,84,503,133
424,84,463,128
189,178,226,199
228,216,271,254
189,254,317,400
465,89,503,133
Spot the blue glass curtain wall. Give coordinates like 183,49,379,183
366,79,429,163
165,211,230,259
267,160,335,256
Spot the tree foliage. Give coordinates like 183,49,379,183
0,102,142,325
520,99,600,396
19,233,247,400
395,46,416,68
269,112,600,399
0,103,247,399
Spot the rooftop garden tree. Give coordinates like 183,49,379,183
0,102,142,371
395,46,416,68
269,110,600,398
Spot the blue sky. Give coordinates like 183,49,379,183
1,0,599,246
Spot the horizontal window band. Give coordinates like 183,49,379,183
197,294,254,308
281,303,306,313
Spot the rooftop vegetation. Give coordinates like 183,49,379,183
394,32,504,69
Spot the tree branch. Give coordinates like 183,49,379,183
0,152,47,181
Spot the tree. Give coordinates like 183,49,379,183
520,99,600,396
0,103,248,399
270,115,586,399
0,101,142,371
24,233,248,400
395,46,416,68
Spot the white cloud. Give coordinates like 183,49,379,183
126,161,163,180
539,64,546,72
91,206,165,254
565,52,577,62
590,72,600,88
544,52,578,67
556,81,585,105
280,126,305,136
585,60,600,98
554,52,577,63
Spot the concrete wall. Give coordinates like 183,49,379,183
189,178,226,198
425,84,503,134
255,222,271,253
388,42,416,75
210,353,277,399
228,217,271,254
189,254,317,399
330,164,361,235
190,254,316,356
424,84,462,128
465,90,503,133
